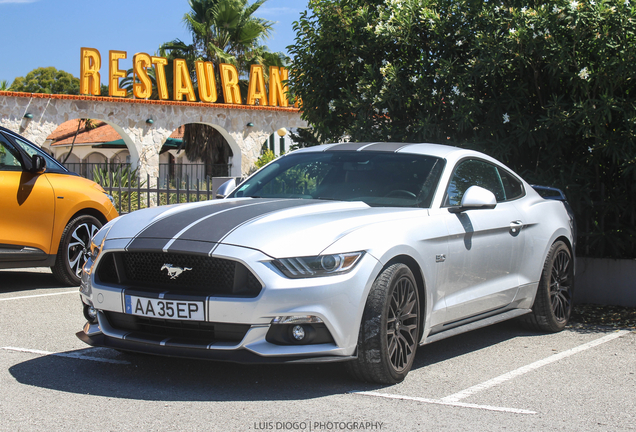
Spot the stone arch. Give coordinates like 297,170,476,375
58,152,80,164
111,150,130,164
173,121,243,178
83,151,108,164
1,93,307,179
44,117,139,174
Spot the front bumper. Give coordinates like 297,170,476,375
78,243,381,362
77,322,356,364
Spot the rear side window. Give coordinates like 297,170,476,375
498,168,524,200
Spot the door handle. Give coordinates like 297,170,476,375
509,220,523,234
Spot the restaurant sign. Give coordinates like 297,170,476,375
79,47,294,107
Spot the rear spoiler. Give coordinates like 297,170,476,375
532,185,577,255
531,185,567,201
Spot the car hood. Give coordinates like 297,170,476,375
106,198,423,257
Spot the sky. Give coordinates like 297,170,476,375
0,0,309,84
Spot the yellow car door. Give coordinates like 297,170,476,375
0,135,56,263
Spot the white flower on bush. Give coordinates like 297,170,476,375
510,28,516,34
328,100,335,111
579,67,590,80
357,57,363,63
552,6,560,13
452,86,460,95
503,113,510,123
570,0,579,9
410,76,418,83
432,89,438,96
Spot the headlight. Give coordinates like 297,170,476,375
105,193,116,207
272,252,364,278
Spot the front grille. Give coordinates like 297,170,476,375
96,251,262,297
104,311,250,344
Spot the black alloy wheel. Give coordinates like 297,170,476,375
387,273,420,373
550,248,573,323
520,240,573,332
346,263,421,384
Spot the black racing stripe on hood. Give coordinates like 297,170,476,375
171,199,324,245
127,200,274,250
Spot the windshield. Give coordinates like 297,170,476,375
230,150,444,208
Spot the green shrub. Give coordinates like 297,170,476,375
290,0,636,258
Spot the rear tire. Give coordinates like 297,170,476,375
52,215,102,286
520,240,573,332
346,263,421,384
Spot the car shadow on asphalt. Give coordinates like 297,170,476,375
6,321,544,402
0,269,72,293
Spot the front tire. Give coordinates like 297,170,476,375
52,215,102,286
346,263,421,384
521,240,573,332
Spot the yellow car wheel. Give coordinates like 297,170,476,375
51,215,102,286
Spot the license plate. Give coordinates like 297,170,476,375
125,295,205,321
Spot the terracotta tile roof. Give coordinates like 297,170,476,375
48,120,117,145
48,120,185,146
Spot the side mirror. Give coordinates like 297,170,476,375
216,178,237,199
29,154,47,173
449,185,496,213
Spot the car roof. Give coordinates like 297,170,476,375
292,142,487,160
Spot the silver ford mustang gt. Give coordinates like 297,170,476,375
78,142,575,384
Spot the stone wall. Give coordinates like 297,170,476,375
575,258,636,307
0,91,307,177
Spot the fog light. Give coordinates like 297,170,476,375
83,303,98,324
292,325,305,341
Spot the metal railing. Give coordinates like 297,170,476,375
63,162,131,181
62,162,232,189
98,173,241,214
158,163,231,187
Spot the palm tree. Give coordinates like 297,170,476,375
160,0,288,178
0,80,10,91
184,0,277,75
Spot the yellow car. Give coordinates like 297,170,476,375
0,126,118,286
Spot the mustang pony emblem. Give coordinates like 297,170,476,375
161,264,192,279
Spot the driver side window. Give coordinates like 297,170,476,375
445,159,505,206
0,138,22,171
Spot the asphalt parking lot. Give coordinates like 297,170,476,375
1,268,634,432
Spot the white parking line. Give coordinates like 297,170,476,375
352,330,631,415
352,391,537,415
1,346,130,365
0,290,78,301
441,330,631,403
